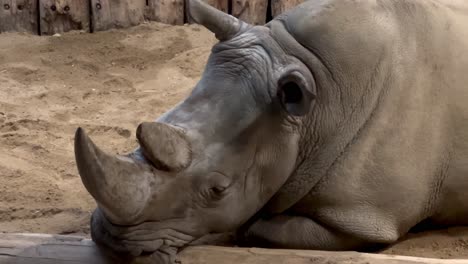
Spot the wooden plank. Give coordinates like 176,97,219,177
179,246,468,264
232,0,268,25
91,0,145,32
89,0,111,31
0,0,38,34
145,0,184,25
271,0,304,18
1,233,468,264
39,0,90,35
0,233,133,264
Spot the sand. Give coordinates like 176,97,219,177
0,22,467,259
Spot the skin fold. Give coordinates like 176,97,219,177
74,0,468,263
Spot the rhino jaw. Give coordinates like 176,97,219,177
74,127,154,224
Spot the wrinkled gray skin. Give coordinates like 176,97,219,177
74,0,468,262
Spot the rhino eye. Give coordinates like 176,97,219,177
208,186,227,201
206,172,230,200
210,186,226,195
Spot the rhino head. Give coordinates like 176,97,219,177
75,0,316,261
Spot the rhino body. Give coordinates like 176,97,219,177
74,0,468,262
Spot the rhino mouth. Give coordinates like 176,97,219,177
90,208,196,258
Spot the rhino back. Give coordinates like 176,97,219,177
266,0,468,242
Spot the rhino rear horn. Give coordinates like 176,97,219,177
74,128,154,224
136,122,192,172
186,0,249,41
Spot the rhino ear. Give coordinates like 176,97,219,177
186,0,249,41
277,70,316,116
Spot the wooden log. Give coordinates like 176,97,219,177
1,233,468,264
145,0,184,25
271,0,304,18
232,0,268,25
91,0,145,32
0,0,38,34
181,247,468,264
39,0,90,35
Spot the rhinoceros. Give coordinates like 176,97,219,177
74,0,468,262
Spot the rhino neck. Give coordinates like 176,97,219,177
263,19,388,213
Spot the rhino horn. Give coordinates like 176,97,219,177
186,0,249,41
136,122,192,172
74,127,154,224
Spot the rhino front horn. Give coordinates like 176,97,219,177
74,127,154,224
136,122,192,172
186,0,249,41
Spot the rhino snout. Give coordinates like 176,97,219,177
90,208,194,259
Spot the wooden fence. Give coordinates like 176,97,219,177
0,0,305,35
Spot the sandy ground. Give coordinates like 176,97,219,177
0,22,467,259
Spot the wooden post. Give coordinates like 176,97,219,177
232,0,268,25
145,0,184,25
203,0,228,13
1,233,468,264
91,0,145,32
39,0,90,35
271,0,304,18
0,0,38,34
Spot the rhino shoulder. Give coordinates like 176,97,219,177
277,0,461,51
278,0,389,41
